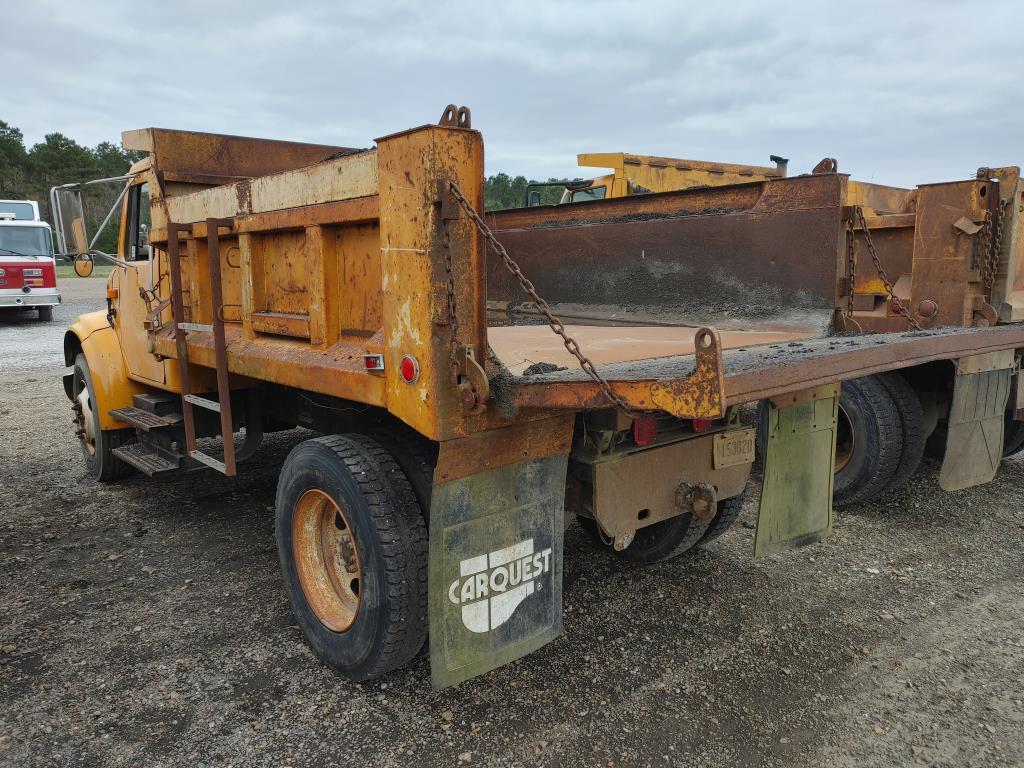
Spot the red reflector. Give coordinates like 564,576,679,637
692,418,713,432
362,353,385,371
633,415,658,446
400,355,419,383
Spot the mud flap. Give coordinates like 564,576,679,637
755,384,838,557
428,454,568,689
939,351,1014,491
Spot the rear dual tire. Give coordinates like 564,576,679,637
756,372,925,507
578,491,747,563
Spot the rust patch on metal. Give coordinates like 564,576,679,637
435,414,573,484
235,179,253,215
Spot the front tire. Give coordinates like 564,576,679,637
37,305,54,321
71,353,134,482
275,435,428,681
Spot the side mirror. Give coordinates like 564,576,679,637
50,186,89,255
73,253,95,278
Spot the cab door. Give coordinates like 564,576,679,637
114,181,166,384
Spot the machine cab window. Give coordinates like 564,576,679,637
124,182,152,261
570,185,607,203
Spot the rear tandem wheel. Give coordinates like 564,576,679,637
757,373,917,507
578,492,746,564
275,434,428,681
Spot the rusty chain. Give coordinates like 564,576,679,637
445,181,634,416
981,199,1007,293
845,220,857,321
854,206,922,331
439,215,461,362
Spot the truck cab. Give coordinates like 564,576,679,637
0,200,61,321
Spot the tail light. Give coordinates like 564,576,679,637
362,353,385,372
633,415,658,446
692,418,713,432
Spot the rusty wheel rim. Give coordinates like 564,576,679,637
835,404,855,472
292,489,362,632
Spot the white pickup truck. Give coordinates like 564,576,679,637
0,200,61,321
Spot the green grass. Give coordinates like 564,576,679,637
56,264,114,279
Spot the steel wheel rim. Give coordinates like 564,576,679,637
74,380,97,457
835,404,855,472
292,489,362,632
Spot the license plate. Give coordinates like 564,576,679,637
713,428,756,469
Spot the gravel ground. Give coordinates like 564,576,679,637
1,278,1023,768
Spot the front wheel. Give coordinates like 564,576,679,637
275,434,428,681
37,305,54,321
71,353,134,482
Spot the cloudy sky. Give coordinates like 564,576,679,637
3,1,1022,186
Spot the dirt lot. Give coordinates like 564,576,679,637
2,278,1023,768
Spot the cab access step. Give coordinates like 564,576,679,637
108,392,221,477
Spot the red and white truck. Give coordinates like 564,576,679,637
0,200,60,321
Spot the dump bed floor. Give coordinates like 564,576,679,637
488,324,808,375
504,325,1024,411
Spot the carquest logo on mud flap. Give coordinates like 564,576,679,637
447,539,552,633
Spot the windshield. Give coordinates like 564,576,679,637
571,186,607,203
0,202,35,220
0,226,54,257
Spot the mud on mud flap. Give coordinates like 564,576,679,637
428,454,568,689
755,383,838,557
939,351,1015,491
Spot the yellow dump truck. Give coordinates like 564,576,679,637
58,106,1024,688
524,151,788,205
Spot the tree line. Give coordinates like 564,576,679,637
0,117,576,256
0,119,143,253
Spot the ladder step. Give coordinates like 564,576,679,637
113,443,182,477
184,394,221,412
109,406,183,432
178,322,213,333
189,450,226,474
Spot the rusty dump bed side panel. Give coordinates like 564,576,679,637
486,174,846,334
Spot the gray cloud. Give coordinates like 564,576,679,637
3,0,1022,186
